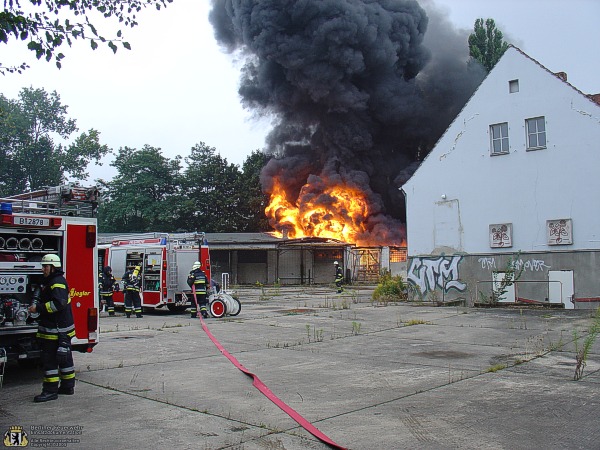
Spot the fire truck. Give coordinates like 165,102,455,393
97,233,212,312
0,184,100,365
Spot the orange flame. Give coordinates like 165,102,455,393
265,177,370,243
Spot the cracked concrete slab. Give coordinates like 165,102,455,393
1,286,598,449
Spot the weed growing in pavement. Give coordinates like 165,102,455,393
485,363,506,373
573,307,600,381
255,281,272,301
523,334,547,359
548,331,565,351
372,271,408,304
313,327,324,342
427,289,439,304
338,297,350,310
405,319,428,326
351,321,361,335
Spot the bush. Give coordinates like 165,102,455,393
373,271,408,302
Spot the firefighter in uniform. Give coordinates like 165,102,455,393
28,254,76,402
122,265,143,318
334,261,344,294
99,265,119,316
187,261,208,318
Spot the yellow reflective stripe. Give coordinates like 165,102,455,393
43,376,60,383
50,282,66,290
67,330,75,337
45,302,53,313
37,333,59,340
60,373,76,380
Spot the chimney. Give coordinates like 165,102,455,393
554,71,567,82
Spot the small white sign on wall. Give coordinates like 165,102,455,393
489,223,512,248
547,219,573,245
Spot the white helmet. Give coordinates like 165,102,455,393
333,261,339,265
41,254,61,267
192,261,201,270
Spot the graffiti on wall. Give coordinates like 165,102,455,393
477,257,551,272
407,256,466,294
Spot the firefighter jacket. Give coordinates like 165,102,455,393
36,269,75,341
123,269,141,292
335,266,344,283
99,268,118,297
187,268,207,294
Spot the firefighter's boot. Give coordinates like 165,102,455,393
34,391,58,403
136,313,143,318
200,307,208,319
58,385,74,395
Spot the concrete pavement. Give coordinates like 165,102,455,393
1,285,599,449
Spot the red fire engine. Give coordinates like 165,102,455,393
0,184,100,365
98,233,212,312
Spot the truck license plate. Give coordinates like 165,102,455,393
13,216,50,227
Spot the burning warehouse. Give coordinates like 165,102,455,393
209,1,485,259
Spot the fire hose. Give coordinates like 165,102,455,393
192,286,346,450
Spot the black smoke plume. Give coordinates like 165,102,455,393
209,0,485,245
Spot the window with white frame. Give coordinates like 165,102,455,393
490,122,509,155
526,116,546,150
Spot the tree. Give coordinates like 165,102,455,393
97,145,182,233
0,87,110,196
239,150,271,232
1,0,173,74
181,143,246,233
468,18,509,72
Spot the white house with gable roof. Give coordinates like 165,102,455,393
401,45,600,309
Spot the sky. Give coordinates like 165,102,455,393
2,0,599,183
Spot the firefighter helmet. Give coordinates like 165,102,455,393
333,261,339,265
41,254,62,267
192,261,201,270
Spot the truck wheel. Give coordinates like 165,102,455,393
210,299,226,318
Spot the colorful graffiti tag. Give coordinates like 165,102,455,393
407,256,466,294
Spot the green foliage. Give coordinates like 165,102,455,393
0,87,109,195
96,144,271,234
181,142,246,232
239,150,271,231
97,145,182,233
574,307,600,381
1,0,173,74
468,18,509,72
372,271,408,302
491,252,524,304
0,88,272,234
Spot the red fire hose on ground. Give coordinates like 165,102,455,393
192,286,346,449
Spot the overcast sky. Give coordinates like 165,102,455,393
2,0,599,182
